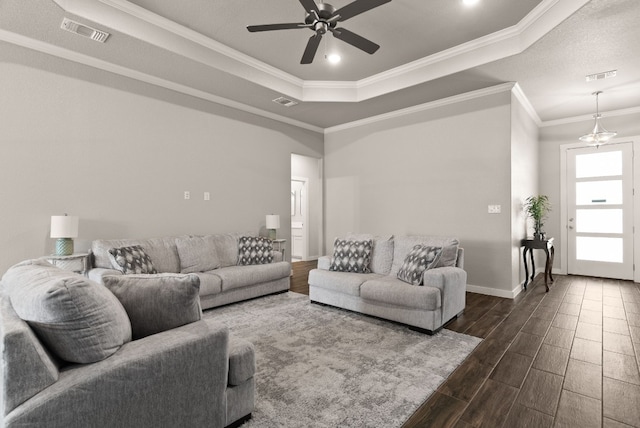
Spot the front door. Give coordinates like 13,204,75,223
566,142,634,279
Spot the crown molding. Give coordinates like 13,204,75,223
324,82,516,134
511,83,542,126
52,0,589,104
0,29,324,134
540,106,640,128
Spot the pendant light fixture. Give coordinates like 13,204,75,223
579,91,617,147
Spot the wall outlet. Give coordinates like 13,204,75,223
204,192,210,201
488,204,501,214
184,191,190,200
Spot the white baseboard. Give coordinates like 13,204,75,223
468,268,551,299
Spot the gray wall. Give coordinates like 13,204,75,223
0,49,323,273
324,90,527,295
510,92,540,287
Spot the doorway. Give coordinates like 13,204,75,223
564,142,634,280
291,154,323,262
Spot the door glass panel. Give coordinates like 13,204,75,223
576,236,623,263
576,180,622,205
575,151,622,178
576,209,623,233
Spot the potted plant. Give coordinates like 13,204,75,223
524,195,551,240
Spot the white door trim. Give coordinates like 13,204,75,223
292,176,309,261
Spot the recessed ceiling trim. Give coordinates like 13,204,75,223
512,83,542,126
0,28,323,134
540,106,640,128
54,0,590,104
324,82,517,134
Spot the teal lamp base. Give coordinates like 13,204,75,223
55,238,74,256
268,229,277,240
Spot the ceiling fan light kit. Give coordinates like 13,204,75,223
247,0,391,64
579,91,617,147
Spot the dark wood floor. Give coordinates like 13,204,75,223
290,260,640,427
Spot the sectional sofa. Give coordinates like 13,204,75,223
87,233,291,309
0,259,255,428
309,234,466,334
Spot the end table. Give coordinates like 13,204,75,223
271,239,287,260
43,253,90,276
521,238,554,292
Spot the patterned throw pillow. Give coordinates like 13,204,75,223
108,245,158,274
238,236,273,265
329,238,373,273
397,245,442,285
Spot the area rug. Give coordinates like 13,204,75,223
203,292,481,427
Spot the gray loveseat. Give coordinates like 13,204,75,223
309,234,466,334
0,259,255,428
88,233,291,310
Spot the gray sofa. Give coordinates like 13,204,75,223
88,233,291,310
309,234,466,334
0,259,255,428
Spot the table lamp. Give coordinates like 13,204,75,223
266,214,280,240
51,214,79,256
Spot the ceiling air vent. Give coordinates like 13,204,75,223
61,18,110,43
585,70,617,82
272,97,298,107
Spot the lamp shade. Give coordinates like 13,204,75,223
50,215,79,238
266,215,280,230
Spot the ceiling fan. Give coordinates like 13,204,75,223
247,0,391,64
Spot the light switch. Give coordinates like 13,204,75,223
488,204,501,214
204,192,210,201
184,191,190,200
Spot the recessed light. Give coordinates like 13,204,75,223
463,0,480,6
326,54,341,64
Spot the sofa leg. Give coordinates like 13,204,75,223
225,413,252,428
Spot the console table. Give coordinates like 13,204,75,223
43,253,89,276
521,238,554,292
272,239,286,260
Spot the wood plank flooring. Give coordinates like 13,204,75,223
289,260,640,427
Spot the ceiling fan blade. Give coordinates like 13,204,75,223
298,0,320,15
247,23,309,32
332,0,391,22
330,27,379,54
301,33,322,64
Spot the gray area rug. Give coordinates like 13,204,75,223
203,292,481,427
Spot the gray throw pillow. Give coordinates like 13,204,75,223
238,236,273,265
434,244,459,268
108,245,158,274
1,259,131,363
102,273,202,340
329,238,373,273
397,245,442,285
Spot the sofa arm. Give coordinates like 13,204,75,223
423,267,467,324
6,319,229,428
87,267,121,284
317,256,332,270
273,250,283,263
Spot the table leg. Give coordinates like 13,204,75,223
549,246,555,283
543,248,551,292
523,247,530,290
529,248,536,286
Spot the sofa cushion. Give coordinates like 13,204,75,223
1,259,131,364
92,237,181,273
360,277,442,311
391,236,459,276
346,233,394,275
329,238,373,274
175,235,220,273
102,273,202,340
108,245,158,274
308,269,382,296
209,233,241,268
194,272,223,296
397,245,442,285
213,262,290,292
237,236,273,265
228,337,256,386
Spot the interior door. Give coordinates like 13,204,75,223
566,142,634,279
